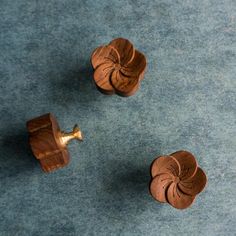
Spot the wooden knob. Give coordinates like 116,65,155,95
91,38,147,97
26,113,83,172
149,150,207,210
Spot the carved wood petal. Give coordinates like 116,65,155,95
150,173,173,203
94,63,115,94
151,156,181,178
120,50,146,78
91,45,120,69
109,38,135,65
110,70,139,96
166,182,195,209
170,150,198,180
178,167,207,196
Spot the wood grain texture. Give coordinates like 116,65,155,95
27,113,70,172
149,150,207,210
91,38,147,97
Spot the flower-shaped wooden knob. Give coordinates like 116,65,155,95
149,150,207,209
91,38,147,96
26,113,83,172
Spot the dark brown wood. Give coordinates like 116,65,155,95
149,150,207,210
27,113,83,172
91,38,147,97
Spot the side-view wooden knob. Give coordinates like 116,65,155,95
26,113,83,172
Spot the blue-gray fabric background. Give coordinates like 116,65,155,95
0,0,236,235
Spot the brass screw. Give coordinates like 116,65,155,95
60,125,83,146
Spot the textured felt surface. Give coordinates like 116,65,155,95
0,0,236,235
